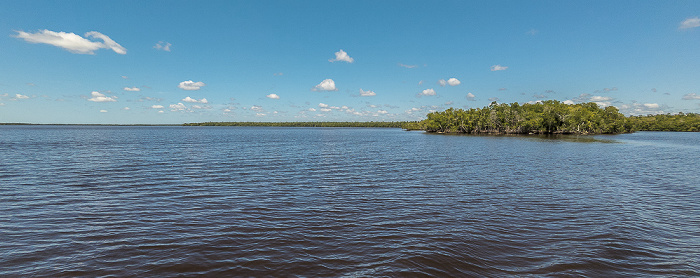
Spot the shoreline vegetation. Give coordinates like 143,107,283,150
3,101,699,133
402,101,700,134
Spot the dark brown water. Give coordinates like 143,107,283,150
1,126,698,277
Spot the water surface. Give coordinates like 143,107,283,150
1,126,698,276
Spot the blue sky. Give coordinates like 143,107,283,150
1,0,699,124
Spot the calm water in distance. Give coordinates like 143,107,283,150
1,126,698,277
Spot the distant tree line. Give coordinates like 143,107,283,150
183,121,407,128
402,100,700,134
628,113,700,132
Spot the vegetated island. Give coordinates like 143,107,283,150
402,100,700,134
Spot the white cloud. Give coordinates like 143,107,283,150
158,110,164,113
266,93,280,99
466,93,476,101
682,93,700,100
312,79,338,91
15,94,30,99
491,65,508,71
151,105,164,109
488,97,500,102
643,103,660,109
420,88,436,96
328,49,354,63
154,41,171,51
680,17,700,29
100,109,108,113
438,79,447,87
563,100,575,105
418,80,424,86
182,96,208,103
251,105,263,111
88,91,116,102
398,63,417,68
123,87,140,92
14,29,126,55
170,103,187,111
123,107,131,110
590,96,612,102
178,80,206,90
447,78,461,86
308,108,317,112
320,108,332,112
377,110,388,114
318,103,329,108
359,89,376,96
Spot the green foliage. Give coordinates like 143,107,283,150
413,100,635,134
629,113,700,132
183,121,408,128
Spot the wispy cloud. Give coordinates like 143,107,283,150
359,89,376,97
123,87,140,92
398,63,417,68
490,65,508,71
14,29,126,54
329,49,354,63
679,17,700,29
682,93,700,100
154,41,171,51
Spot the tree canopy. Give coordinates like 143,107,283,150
402,100,634,134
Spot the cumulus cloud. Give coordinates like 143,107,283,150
123,87,140,92
14,29,126,54
320,108,332,112
170,103,187,111
682,93,700,100
151,105,164,109
266,93,280,99
466,93,476,101
88,91,116,102
182,96,208,103
490,65,508,71
178,80,206,90
251,105,263,111
563,100,575,105
438,79,447,87
447,78,461,86
329,49,354,63
154,41,171,51
420,88,436,96
359,89,376,96
643,103,660,109
680,17,700,29
312,79,338,91
318,103,329,108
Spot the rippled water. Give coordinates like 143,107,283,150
1,126,698,277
